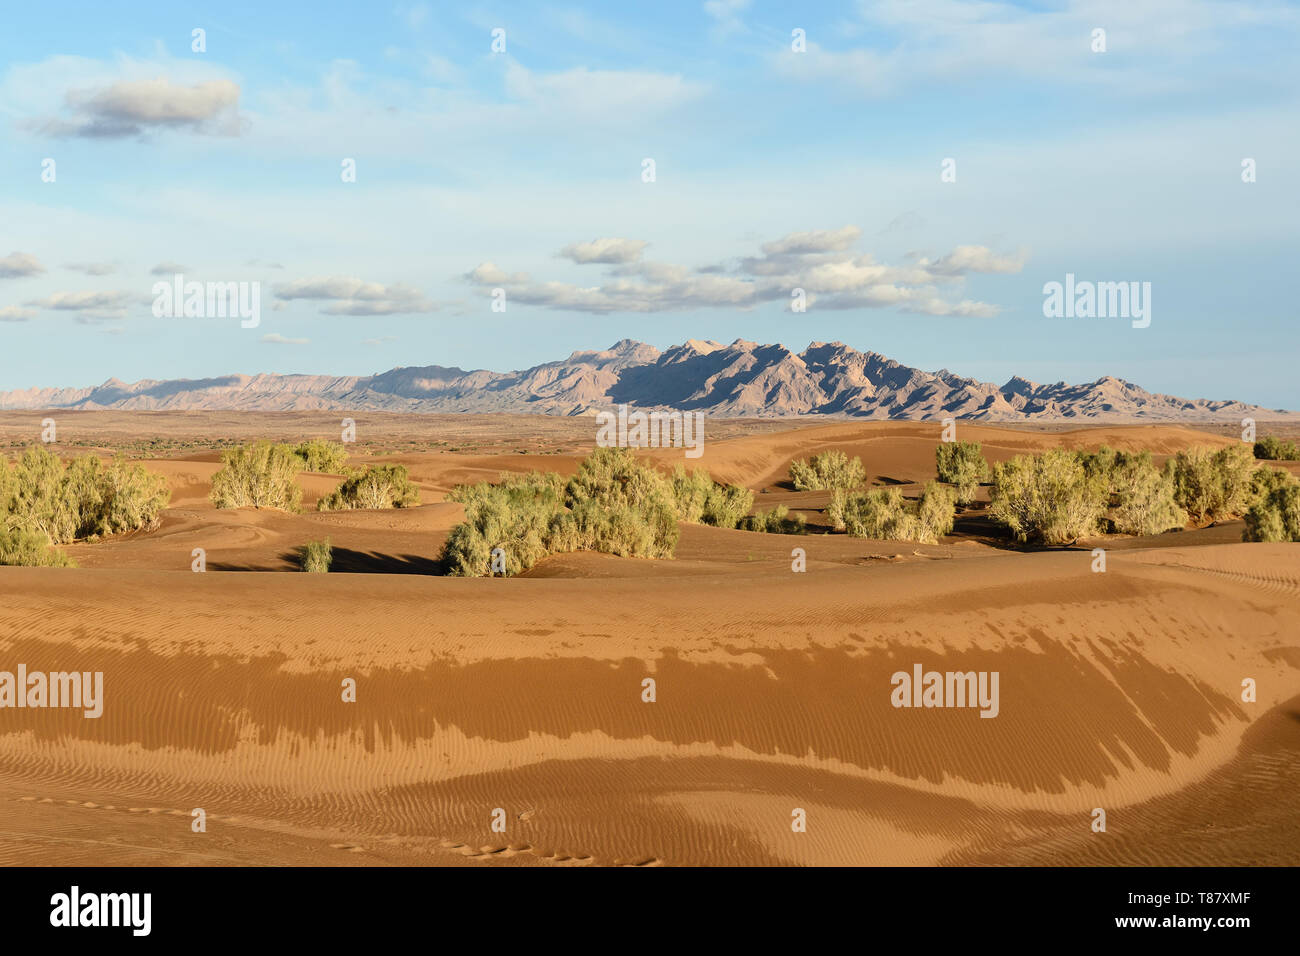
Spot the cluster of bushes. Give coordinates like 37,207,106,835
1166,445,1256,523
1254,436,1300,461
935,441,989,504
1079,447,1184,536
210,441,304,511
668,465,754,529
739,505,807,534
987,443,1293,544
789,450,866,491
318,464,420,511
293,439,349,472
0,528,75,567
211,441,417,514
299,538,332,573
0,447,170,565
1244,467,1300,542
828,482,956,544
443,449,681,576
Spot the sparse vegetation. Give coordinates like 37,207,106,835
293,439,349,472
829,481,956,543
989,449,1107,545
739,505,807,534
935,441,989,504
789,449,867,492
1167,445,1256,523
442,448,681,576
1253,436,1300,461
1243,472,1300,542
210,441,303,512
300,538,333,572
318,464,420,511
0,446,169,545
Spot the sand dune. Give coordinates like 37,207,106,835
1,417,1296,866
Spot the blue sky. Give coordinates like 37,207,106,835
1,0,1297,406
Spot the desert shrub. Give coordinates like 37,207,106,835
0,528,74,567
300,538,332,572
831,481,955,543
1167,445,1256,523
1093,449,1184,536
1244,475,1300,542
1254,436,1300,461
210,441,303,512
1,447,169,545
789,449,866,492
669,465,712,524
935,441,989,504
442,449,680,576
702,482,754,529
442,478,565,577
668,465,754,528
293,439,349,473
563,448,679,556
1251,465,1293,499
989,449,1107,545
318,464,420,511
740,504,806,534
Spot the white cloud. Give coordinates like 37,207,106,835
0,306,36,321
261,333,310,345
467,227,1021,315
274,277,434,315
25,290,131,311
559,238,649,264
65,261,116,275
0,251,45,278
151,261,188,275
37,77,241,138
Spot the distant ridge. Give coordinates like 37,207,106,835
0,339,1290,421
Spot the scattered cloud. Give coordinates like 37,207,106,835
467,227,1021,316
151,261,188,275
261,333,310,345
559,238,648,264
36,77,241,138
65,261,117,275
24,290,131,311
274,277,434,315
362,335,397,345
0,306,36,322
0,252,46,278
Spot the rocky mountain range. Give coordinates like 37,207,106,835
0,339,1289,420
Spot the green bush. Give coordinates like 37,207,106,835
789,449,867,491
989,449,1107,545
830,481,955,543
442,449,680,577
318,464,420,511
442,476,565,577
668,465,754,528
740,504,807,534
0,528,74,567
1254,436,1300,461
1167,445,1256,523
1244,475,1300,542
210,441,303,512
1080,448,1184,536
0,447,169,545
300,538,332,572
935,441,989,504
293,439,349,472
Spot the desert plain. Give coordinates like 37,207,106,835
0,411,1297,866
